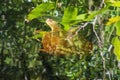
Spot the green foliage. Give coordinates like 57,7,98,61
77,13,87,20
115,20,120,36
28,2,55,20
61,6,78,30
86,6,109,21
112,36,120,60
110,1,120,7
110,20,120,61
1,0,120,80
32,31,46,39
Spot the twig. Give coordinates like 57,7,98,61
67,22,89,39
100,51,106,80
106,71,112,80
92,16,102,48
96,0,107,80
75,22,89,35
99,0,106,9
92,15,106,80
108,45,113,52
91,0,105,48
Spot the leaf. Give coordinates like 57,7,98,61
27,2,55,20
105,0,120,7
105,0,115,4
63,24,70,31
28,59,36,68
106,16,120,26
85,6,109,21
32,31,47,39
62,6,78,23
61,6,78,31
76,13,87,20
111,36,120,60
111,1,120,7
4,58,12,64
115,20,120,36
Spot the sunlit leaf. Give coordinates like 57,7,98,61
86,6,109,21
115,20,120,36
105,0,115,3
61,6,78,31
111,36,120,60
32,30,47,39
27,2,55,20
77,13,87,20
106,16,120,26
111,1,120,7
105,0,120,7
62,6,78,23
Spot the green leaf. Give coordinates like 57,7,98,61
115,20,120,36
85,6,109,21
105,0,120,7
61,6,78,31
111,36,120,60
28,2,55,20
28,59,36,68
4,58,12,64
63,24,70,31
112,1,120,7
105,0,115,4
62,6,78,23
32,31,46,39
76,13,87,20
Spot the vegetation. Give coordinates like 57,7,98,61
0,0,120,80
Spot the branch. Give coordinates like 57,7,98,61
92,16,102,48
76,22,89,35
99,0,106,9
